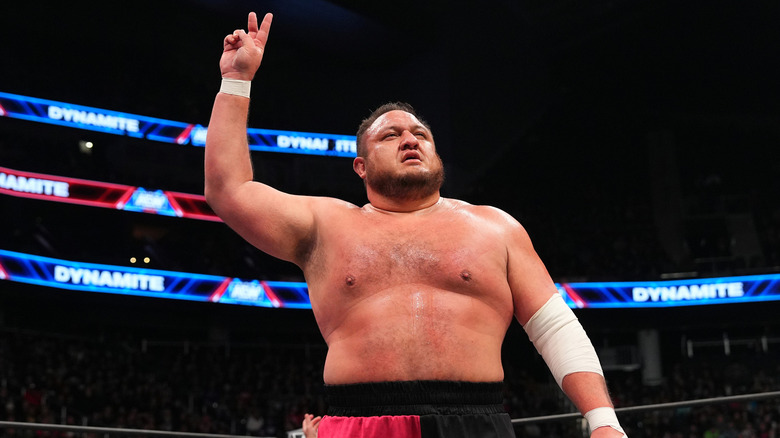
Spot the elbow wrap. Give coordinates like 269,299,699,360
522,293,603,388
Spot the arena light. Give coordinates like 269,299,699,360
78,140,94,154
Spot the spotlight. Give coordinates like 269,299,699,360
78,140,94,154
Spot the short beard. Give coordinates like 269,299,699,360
366,161,445,201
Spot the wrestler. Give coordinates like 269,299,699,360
204,12,627,438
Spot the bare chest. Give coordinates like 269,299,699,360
344,232,472,287
307,212,508,294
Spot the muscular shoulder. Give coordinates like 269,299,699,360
443,198,523,230
286,196,360,261
445,198,536,251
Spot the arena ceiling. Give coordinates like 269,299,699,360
1,0,778,205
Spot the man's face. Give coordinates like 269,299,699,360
354,110,444,201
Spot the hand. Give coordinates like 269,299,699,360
219,12,273,80
592,425,627,438
302,413,321,438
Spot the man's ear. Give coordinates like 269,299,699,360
353,157,366,179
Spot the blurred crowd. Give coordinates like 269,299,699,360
1,326,778,438
0,329,324,438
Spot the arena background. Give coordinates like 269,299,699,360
1,1,779,437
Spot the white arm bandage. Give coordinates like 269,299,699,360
220,78,251,98
584,407,627,437
522,293,603,388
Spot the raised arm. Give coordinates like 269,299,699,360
504,217,627,437
205,12,315,264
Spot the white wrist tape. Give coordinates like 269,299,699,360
584,407,627,437
220,78,251,98
522,293,603,388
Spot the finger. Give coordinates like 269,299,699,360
235,29,255,49
256,12,273,45
247,11,258,36
223,33,238,49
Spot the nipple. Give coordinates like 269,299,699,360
460,270,472,281
345,275,356,286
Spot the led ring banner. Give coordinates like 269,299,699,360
0,91,357,157
0,249,311,308
0,165,220,221
1,249,779,309
558,274,780,308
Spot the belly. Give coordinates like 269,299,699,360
318,284,511,384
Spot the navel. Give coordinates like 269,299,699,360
460,270,472,281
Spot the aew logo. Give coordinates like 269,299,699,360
121,188,176,216
130,189,169,210
228,280,266,302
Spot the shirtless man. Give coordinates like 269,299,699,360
205,12,628,438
